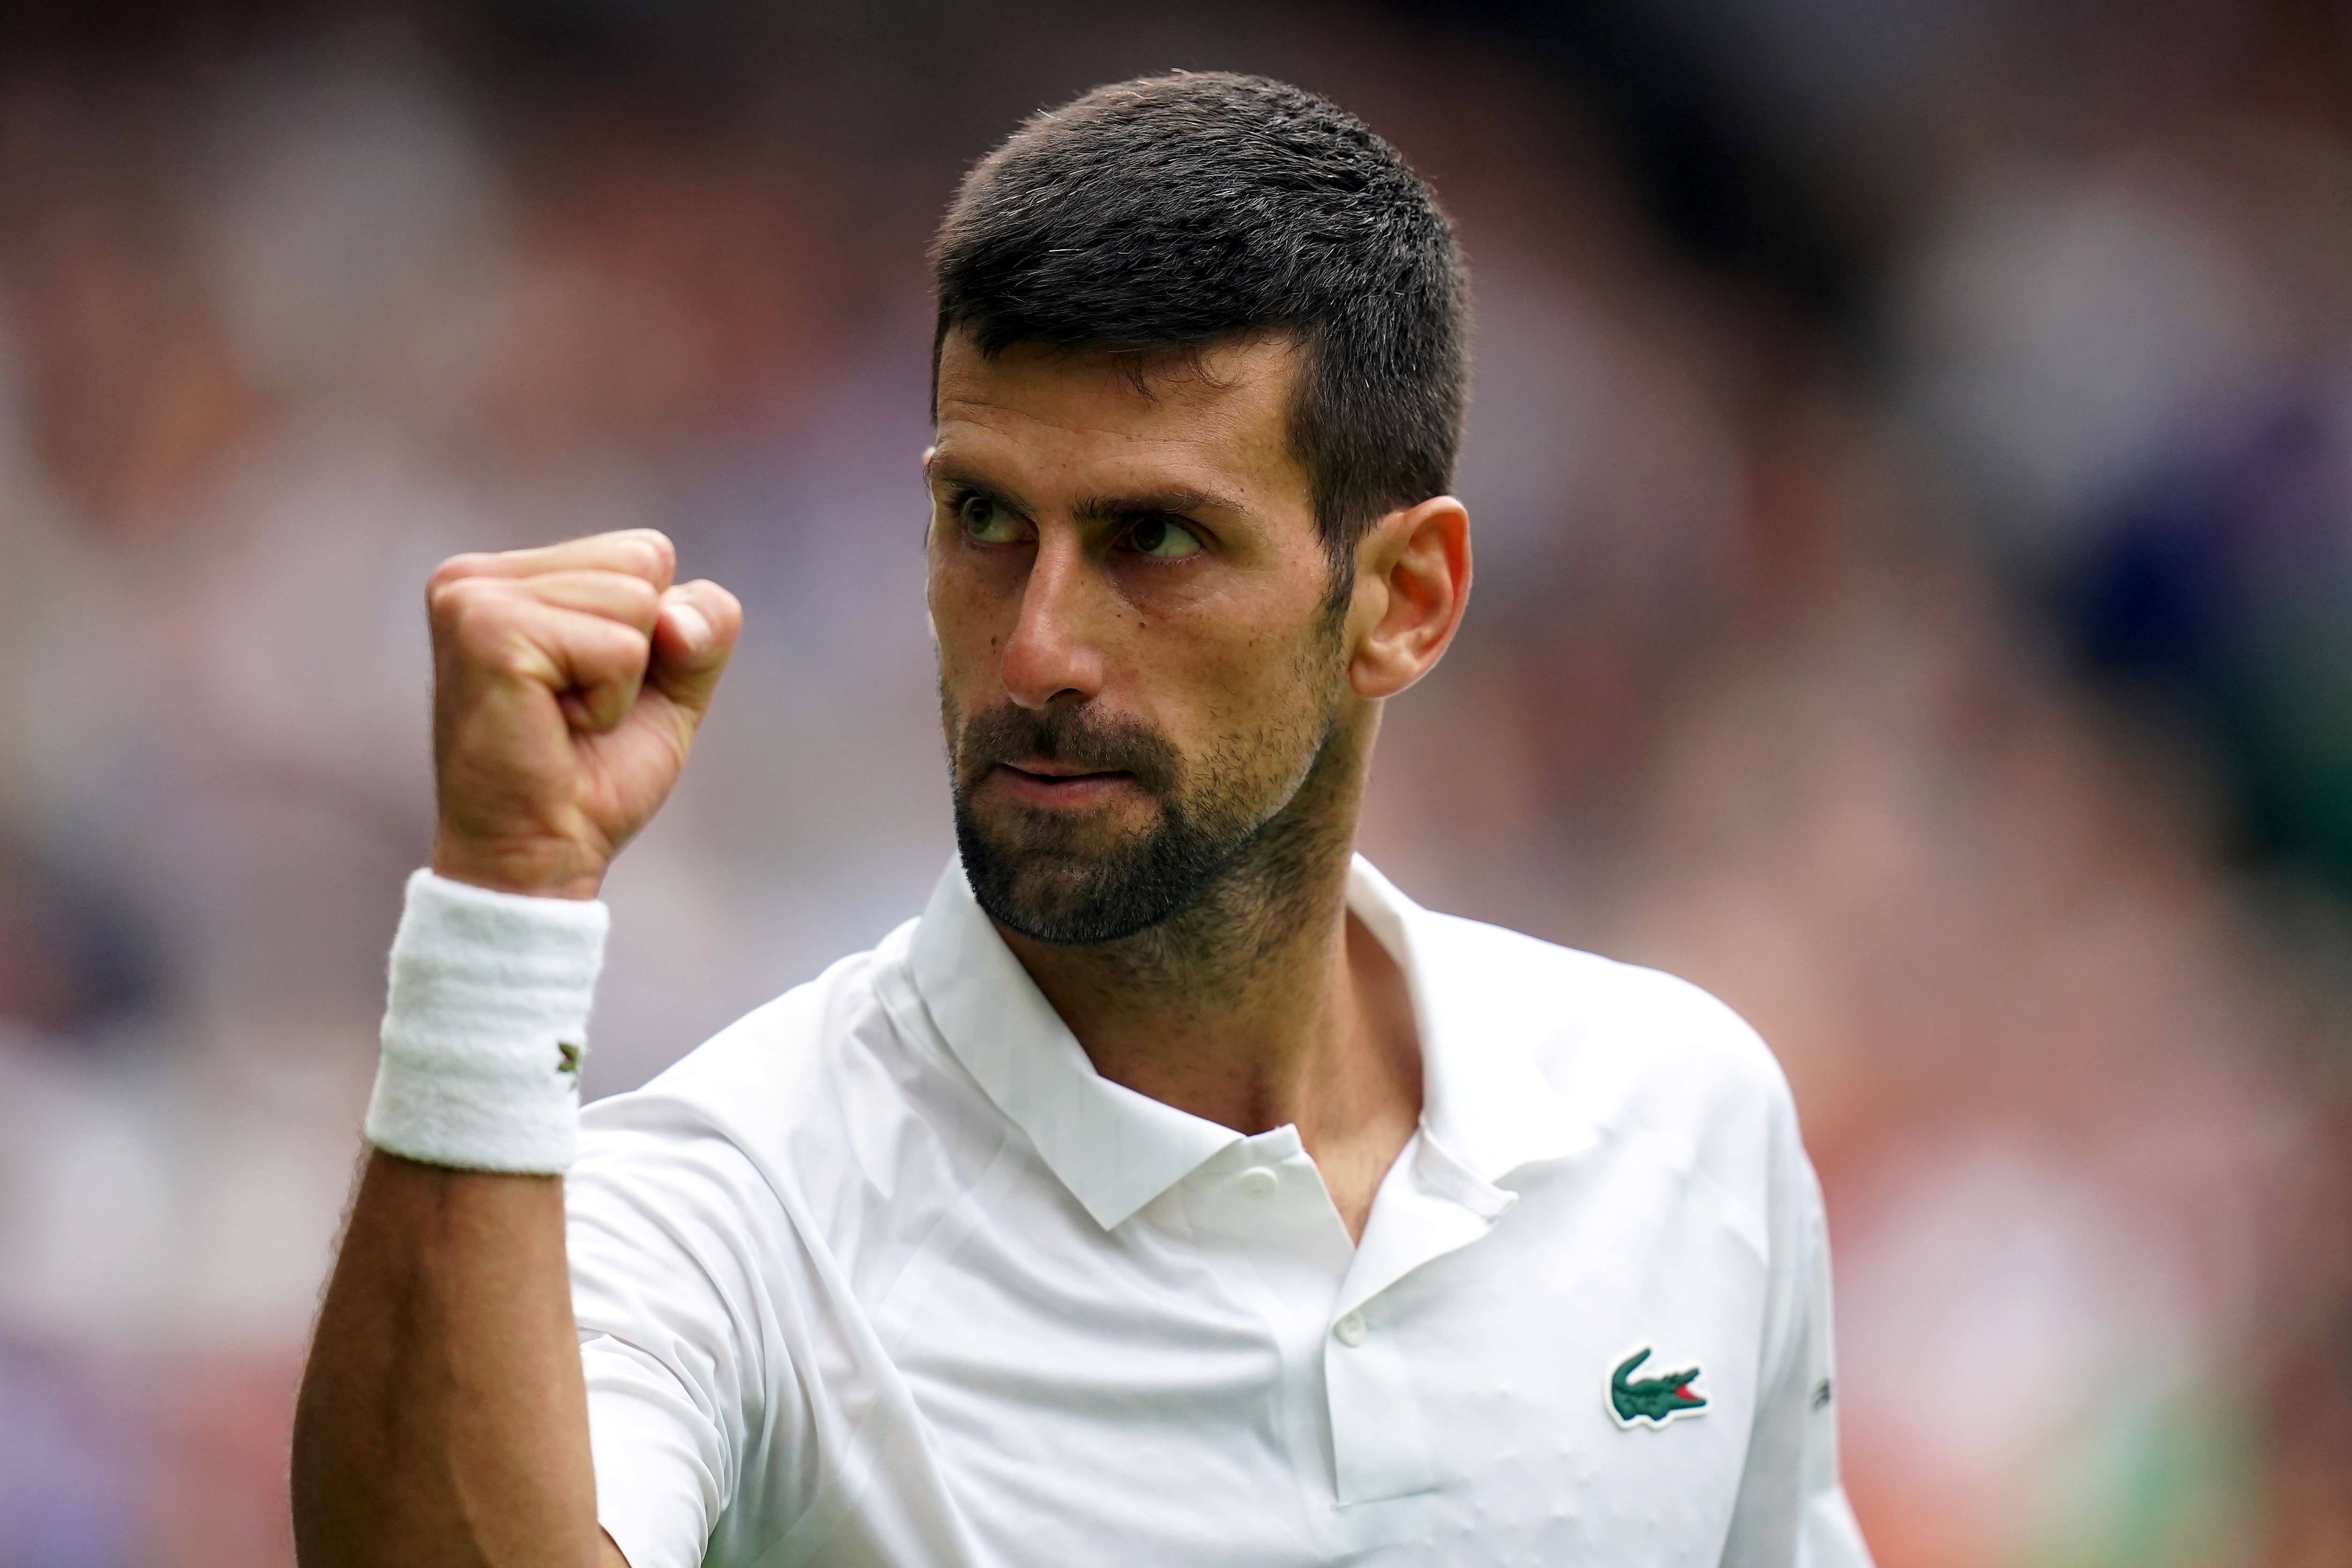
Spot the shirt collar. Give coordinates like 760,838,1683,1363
906,855,1588,1231
908,861,1240,1229
1345,858,1596,1185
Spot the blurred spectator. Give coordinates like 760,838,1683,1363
0,2,2347,1563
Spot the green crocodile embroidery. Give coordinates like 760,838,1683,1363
557,1041,582,1078
1611,1349,1706,1425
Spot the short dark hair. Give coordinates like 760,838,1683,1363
931,72,1470,555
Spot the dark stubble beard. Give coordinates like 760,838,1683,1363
947,633,1348,947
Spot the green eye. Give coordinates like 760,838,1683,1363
1130,516,1203,559
958,493,1025,544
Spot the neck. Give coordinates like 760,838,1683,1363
996,708,1422,1238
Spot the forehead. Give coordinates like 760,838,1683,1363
931,329,1309,509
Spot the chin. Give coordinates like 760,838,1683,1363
954,807,1206,947
994,865,1133,937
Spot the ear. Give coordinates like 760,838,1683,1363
1346,495,1471,700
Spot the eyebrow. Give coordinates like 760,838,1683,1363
1071,486,1247,528
927,461,1037,519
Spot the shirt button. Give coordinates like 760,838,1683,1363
1236,1166,1279,1200
1334,1311,1367,1347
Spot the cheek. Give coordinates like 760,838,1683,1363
1153,610,1341,759
926,557,1010,680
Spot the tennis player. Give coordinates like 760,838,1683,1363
292,72,1870,1568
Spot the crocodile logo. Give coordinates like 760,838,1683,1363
557,1041,582,1079
1609,1348,1707,1427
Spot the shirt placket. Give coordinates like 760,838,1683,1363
1178,1130,1357,1517
1321,1129,1518,1506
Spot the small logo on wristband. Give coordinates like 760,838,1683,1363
557,1041,582,1079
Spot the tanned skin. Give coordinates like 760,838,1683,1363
290,330,1469,1564
928,330,1470,1237
293,530,739,1568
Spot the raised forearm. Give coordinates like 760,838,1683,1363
292,1152,600,1567
294,532,737,1567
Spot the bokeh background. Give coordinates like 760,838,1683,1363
2,1,2349,1563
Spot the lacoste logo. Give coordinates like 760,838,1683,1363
1609,1348,1707,1427
557,1041,582,1079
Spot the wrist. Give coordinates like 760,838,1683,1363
365,868,611,1174
430,831,607,902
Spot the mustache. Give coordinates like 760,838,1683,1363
955,702,1182,792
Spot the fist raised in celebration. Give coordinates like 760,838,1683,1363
426,528,743,900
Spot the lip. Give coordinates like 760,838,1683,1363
991,761,1138,807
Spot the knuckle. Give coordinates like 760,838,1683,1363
426,557,485,608
429,551,489,585
617,529,675,578
610,623,654,665
610,573,661,616
567,616,648,673
427,574,487,630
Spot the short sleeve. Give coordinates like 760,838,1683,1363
1719,1115,1874,1568
568,1108,786,1568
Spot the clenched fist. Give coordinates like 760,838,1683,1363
427,529,744,900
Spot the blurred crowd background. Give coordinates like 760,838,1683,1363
1,0,2348,1563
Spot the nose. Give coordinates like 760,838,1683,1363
999,528,1108,711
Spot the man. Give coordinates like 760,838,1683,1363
292,73,1870,1568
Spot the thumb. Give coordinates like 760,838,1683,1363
646,579,744,722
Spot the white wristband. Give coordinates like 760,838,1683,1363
365,868,611,1174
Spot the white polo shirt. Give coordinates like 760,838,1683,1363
568,857,1871,1568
